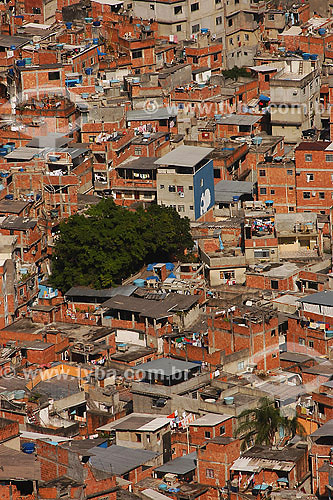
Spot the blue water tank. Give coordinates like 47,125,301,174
201,28,209,34
252,136,263,146
133,279,145,288
22,443,35,454
93,38,99,44
85,17,93,23
233,196,240,202
318,28,326,36
93,21,101,27
310,54,318,61
16,60,25,67
5,195,13,200
65,22,72,29
10,45,16,50
302,53,311,60
85,68,93,75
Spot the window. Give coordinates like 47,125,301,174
190,205,194,210
289,186,294,190
220,270,235,280
174,5,182,14
305,154,312,162
48,71,60,81
270,189,275,195
259,169,266,176
132,49,143,59
228,18,233,27
326,154,333,162
245,34,249,41
289,206,295,212
229,37,233,45
238,361,244,371
169,185,176,192
268,14,274,20
271,329,276,337
287,169,293,175
189,186,193,190
32,6,41,13
134,147,142,155
150,3,155,8
216,0,222,3
260,187,267,195
306,173,314,182
178,205,185,212
206,469,214,478
216,16,222,25
192,24,200,33
299,338,305,346
160,184,164,189
272,353,277,358
271,280,279,290
319,192,325,199
177,25,182,32
135,433,142,442
191,2,199,11
205,431,211,439
139,332,145,341
220,425,225,435
303,192,310,199
309,340,314,348
213,53,218,61
254,249,269,258
265,74,270,82
200,179,204,187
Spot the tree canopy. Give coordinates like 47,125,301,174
235,397,305,451
50,199,194,293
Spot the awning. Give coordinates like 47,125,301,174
259,94,270,102
247,98,260,108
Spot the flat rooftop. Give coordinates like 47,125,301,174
154,145,213,168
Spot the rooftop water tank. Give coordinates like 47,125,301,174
252,136,263,146
318,28,326,36
65,22,72,29
133,279,145,287
22,443,35,454
224,396,234,405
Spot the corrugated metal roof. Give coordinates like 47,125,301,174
299,290,333,306
89,445,158,475
154,452,197,475
142,489,171,500
127,108,177,121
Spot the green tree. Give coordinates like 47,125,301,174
235,397,304,451
50,199,193,292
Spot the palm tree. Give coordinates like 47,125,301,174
235,397,299,451
283,415,306,439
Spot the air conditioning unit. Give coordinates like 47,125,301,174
179,192,184,198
